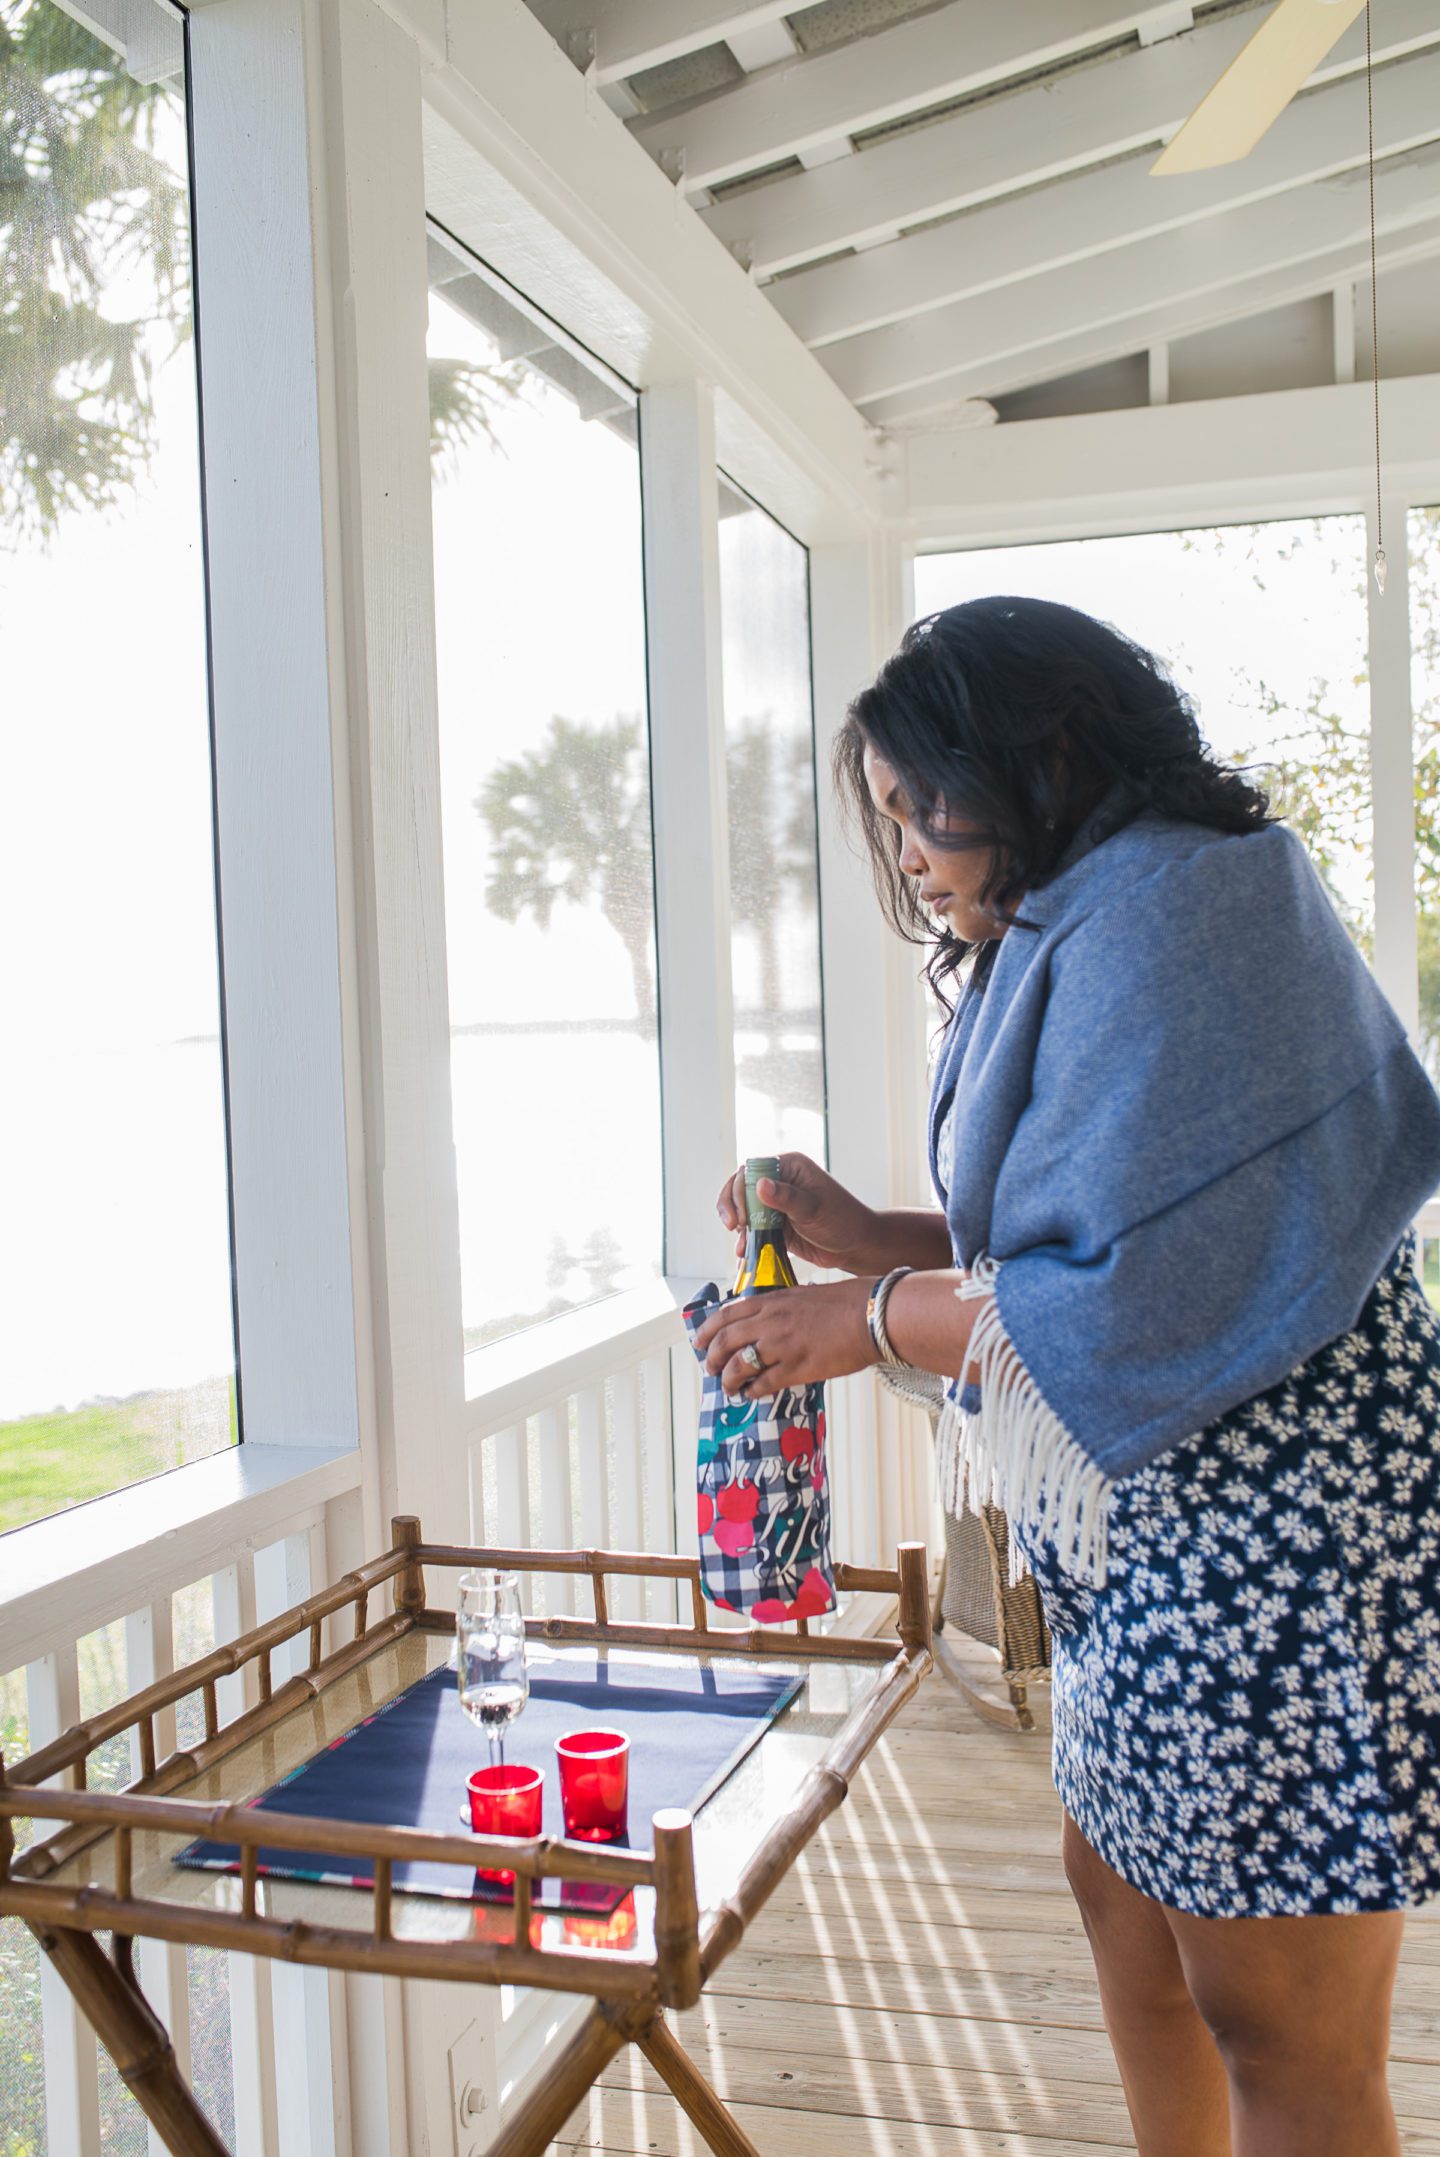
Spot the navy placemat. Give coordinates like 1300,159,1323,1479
174,1648,803,1912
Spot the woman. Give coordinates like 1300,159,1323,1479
695,596,1440,2157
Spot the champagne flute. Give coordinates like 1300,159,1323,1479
457,1569,528,1769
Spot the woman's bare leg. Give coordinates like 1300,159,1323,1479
1167,1900,1404,2157
1061,1813,1231,2156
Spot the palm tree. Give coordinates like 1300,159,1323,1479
1,0,186,537
2,0,514,540
476,714,660,1029
475,711,821,1093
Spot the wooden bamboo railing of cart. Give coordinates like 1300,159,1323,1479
0,1517,934,2157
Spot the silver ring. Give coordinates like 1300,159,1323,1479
741,1342,763,1373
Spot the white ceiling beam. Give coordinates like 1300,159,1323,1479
831,148,1440,410
420,0,885,542
524,0,794,85
902,373,1440,549
772,48,1440,348
725,20,796,70
700,0,1440,274
862,208,1440,429
632,0,1180,193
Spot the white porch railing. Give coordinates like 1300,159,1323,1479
462,1281,691,1626
2,1286,692,2156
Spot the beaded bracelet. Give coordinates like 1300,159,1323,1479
865,1265,914,1368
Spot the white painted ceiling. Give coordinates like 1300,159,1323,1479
522,0,1440,430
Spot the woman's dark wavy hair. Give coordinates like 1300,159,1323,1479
834,594,1278,1012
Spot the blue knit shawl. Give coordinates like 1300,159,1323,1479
929,792,1440,1585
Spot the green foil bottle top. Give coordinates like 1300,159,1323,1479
744,1156,783,1231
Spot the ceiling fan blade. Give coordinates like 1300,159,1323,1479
1150,0,1368,176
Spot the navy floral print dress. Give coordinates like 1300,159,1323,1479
1009,1229,1440,1917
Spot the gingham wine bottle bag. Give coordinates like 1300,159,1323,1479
682,1283,836,1622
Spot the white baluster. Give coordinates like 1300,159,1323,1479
25,1645,101,2157
490,1424,531,1611
574,1384,609,1626
253,1534,312,1683
306,1517,331,1659
640,1353,676,1622
466,1441,488,1545
536,1404,574,1615
228,1951,280,2157
123,1601,193,2157
212,1554,261,1725
211,1554,279,2156
608,1368,645,1622
251,1532,347,2153
272,1964,350,2157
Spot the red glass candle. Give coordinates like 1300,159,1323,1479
563,1892,638,1951
555,1728,629,1842
467,1762,543,1883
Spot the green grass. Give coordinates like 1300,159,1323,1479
0,1375,238,1536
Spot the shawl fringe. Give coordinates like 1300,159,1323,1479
936,1254,1113,1588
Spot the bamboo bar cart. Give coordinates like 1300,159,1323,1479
0,1516,934,2157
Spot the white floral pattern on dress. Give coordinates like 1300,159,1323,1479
1014,1233,1440,1917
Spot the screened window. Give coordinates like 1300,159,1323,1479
914,517,1374,955
427,233,663,1351
718,481,826,1165
0,0,236,1534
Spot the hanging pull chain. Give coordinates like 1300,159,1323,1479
1366,0,1386,594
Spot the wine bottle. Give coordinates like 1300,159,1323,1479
733,1155,798,1294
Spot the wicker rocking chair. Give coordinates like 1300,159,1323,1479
881,1364,1051,1732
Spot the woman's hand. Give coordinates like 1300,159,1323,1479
694,1277,878,1400
717,1154,879,1273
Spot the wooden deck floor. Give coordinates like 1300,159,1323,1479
554,1639,1440,2157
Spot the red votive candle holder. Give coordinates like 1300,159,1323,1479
467,1763,543,1883
555,1728,629,1842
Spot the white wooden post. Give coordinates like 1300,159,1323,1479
1367,502,1421,1046
640,380,736,1588
809,530,932,1562
310,0,470,1553
26,1648,101,2157
186,0,362,1458
640,379,739,1282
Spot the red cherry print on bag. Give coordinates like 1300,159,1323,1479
717,1479,760,1523
697,1492,715,1536
749,1598,790,1626
779,1424,812,1467
791,1567,833,1618
713,1516,755,1557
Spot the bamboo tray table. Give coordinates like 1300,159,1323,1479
0,1517,934,2157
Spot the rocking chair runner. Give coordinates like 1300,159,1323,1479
880,1364,1051,1732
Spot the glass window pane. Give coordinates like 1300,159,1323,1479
718,482,826,1164
0,0,236,1534
427,238,663,1352
1409,505,1439,1087
913,517,1374,956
